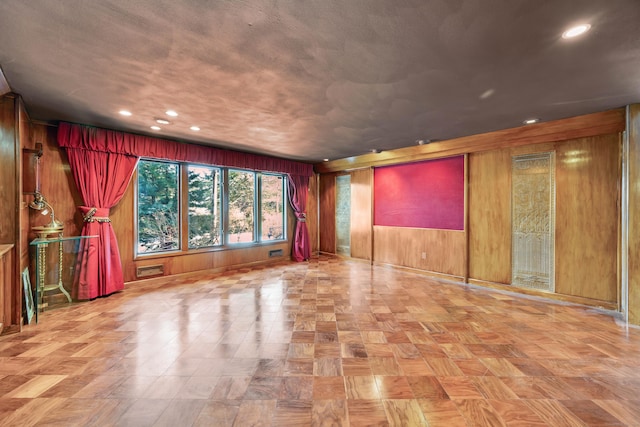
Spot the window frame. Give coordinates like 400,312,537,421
135,158,182,256
186,164,223,250
135,159,288,258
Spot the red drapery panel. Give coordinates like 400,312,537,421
65,148,138,299
58,122,313,176
287,174,311,262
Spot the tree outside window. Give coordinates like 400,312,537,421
188,165,221,248
261,174,284,241
137,160,179,253
228,170,255,243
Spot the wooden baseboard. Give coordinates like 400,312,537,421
467,278,618,311
373,261,464,282
0,324,21,336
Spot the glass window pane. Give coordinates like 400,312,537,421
261,174,285,241
188,165,222,248
228,170,255,243
137,160,179,254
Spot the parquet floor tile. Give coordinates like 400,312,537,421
1,255,640,425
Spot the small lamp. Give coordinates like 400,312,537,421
29,192,63,229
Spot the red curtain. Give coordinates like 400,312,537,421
287,174,311,262
65,148,138,299
58,122,313,176
57,122,314,295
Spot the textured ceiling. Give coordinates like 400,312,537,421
1,1,639,162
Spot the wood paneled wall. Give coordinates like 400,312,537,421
468,149,512,284
554,135,619,301
307,173,319,254
374,227,466,277
629,105,640,324
319,173,336,253
0,94,31,333
350,168,372,260
468,137,620,302
0,95,17,245
316,109,624,173
317,108,626,308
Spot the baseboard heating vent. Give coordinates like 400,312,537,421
269,249,284,258
136,264,164,278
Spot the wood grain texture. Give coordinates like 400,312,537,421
315,109,625,173
629,104,640,324
319,173,336,253
0,256,639,425
468,149,512,284
307,173,319,255
349,168,372,261
0,95,17,334
0,246,13,332
555,135,620,302
32,124,83,239
373,226,466,277
17,101,31,279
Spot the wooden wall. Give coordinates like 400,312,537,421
629,105,640,324
468,137,620,303
0,93,32,334
0,94,18,333
307,173,319,254
350,168,372,260
316,109,625,309
319,173,336,253
374,227,466,277
468,149,512,284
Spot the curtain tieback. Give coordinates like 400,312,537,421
296,212,307,222
80,206,111,223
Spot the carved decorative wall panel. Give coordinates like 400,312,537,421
335,174,351,255
511,152,555,291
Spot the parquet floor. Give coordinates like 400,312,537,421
2,256,640,426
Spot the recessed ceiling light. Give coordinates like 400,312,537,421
523,118,539,125
156,118,170,125
323,158,329,162
119,110,132,116
562,24,591,39
190,126,200,131
150,125,161,131
165,110,178,117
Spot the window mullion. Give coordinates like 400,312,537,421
222,168,229,246
180,164,188,252
256,173,261,243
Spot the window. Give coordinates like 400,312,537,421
137,160,180,254
227,170,255,243
136,160,286,255
188,165,222,248
261,174,285,241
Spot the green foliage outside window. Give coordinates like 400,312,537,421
137,161,179,253
228,170,255,243
136,160,286,254
188,166,222,248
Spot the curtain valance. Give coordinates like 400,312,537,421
57,122,314,176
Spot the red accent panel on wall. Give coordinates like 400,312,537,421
374,155,464,230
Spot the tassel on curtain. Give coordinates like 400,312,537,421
64,148,138,299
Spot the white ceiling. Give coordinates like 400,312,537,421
1,0,639,163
